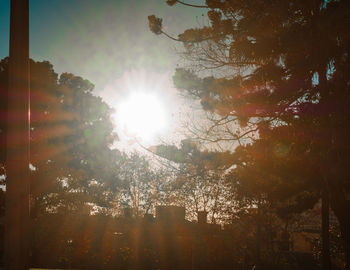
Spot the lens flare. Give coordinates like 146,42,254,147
114,91,168,143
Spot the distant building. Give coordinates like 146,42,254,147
30,205,238,269
25,202,334,269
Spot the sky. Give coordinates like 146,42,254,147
0,0,206,148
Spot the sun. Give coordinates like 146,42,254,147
103,69,175,146
114,91,168,143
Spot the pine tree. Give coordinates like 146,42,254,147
149,0,350,267
0,58,121,215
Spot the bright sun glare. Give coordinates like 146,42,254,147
115,92,168,143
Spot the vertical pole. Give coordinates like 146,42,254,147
322,179,331,270
255,198,261,270
5,0,30,269
318,62,331,270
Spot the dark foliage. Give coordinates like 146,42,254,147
150,0,350,267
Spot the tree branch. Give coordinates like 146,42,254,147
175,0,208,8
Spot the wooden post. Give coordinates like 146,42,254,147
5,0,30,269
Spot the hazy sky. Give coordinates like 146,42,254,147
0,0,206,147
0,0,203,82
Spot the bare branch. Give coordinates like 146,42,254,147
171,0,208,8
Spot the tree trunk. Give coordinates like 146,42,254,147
330,196,350,270
255,199,261,269
322,182,331,270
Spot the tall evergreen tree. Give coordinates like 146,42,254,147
149,0,350,267
0,58,121,215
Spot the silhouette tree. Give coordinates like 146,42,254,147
150,139,238,222
149,0,350,268
115,152,165,217
0,58,121,216
230,124,320,215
